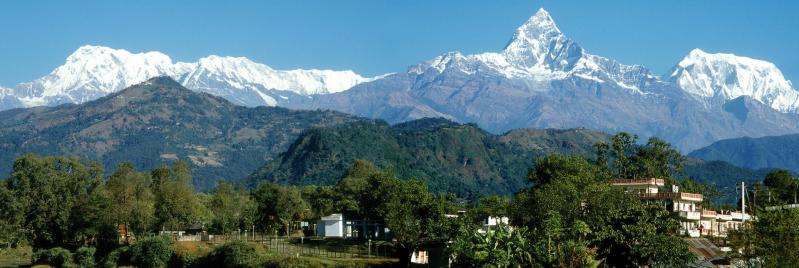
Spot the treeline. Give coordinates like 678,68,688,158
447,135,700,267
727,169,799,266
0,153,460,267
0,133,717,267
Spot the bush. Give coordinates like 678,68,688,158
33,247,74,267
196,241,261,268
129,236,173,268
74,246,96,268
101,246,130,268
169,250,197,268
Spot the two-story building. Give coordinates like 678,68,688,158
610,178,751,238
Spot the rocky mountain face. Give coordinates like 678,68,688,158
276,8,799,151
2,9,798,152
0,76,362,190
1,45,379,109
668,49,799,112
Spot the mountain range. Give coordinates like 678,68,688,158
0,45,381,109
690,134,799,175
2,8,799,152
0,76,767,202
0,76,362,190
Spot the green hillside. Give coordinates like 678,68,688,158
0,77,362,190
248,118,612,198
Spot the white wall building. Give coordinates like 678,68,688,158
316,213,344,238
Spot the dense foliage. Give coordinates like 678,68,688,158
250,118,610,198
729,208,799,267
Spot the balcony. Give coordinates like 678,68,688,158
717,214,733,221
638,192,703,202
701,210,717,218
610,178,665,187
679,211,701,220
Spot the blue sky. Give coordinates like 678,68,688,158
0,0,797,85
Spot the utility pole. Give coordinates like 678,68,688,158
741,182,746,223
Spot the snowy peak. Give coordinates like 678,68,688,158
502,8,583,71
668,48,799,112
410,7,650,92
2,45,379,110
183,55,374,95
12,45,188,106
504,8,563,49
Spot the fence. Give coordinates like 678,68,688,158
179,232,395,259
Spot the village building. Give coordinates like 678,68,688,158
610,178,751,238
316,213,391,240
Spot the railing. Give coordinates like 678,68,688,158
638,192,703,201
679,211,701,220
610,178,665,186
701,210,717,217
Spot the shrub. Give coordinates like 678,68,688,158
196,241,261,268
74,246,96,268
33,247,74,267
169,250,197,268
129,236,173,268
101,246,130,268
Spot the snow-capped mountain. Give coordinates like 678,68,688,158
667,48,799,112
280,8,799,151
0,45,378,109
409,8,655,92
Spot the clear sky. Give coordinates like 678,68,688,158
1,0,797,86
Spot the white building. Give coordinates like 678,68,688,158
610,178,751,238
316,213,344,238
483,216,509,226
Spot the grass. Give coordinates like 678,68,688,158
172,240,399,267
0,246,32,268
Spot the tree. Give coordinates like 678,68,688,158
631,137,684,182
610,133,637,179
252,182,309,234
0,184,23,248
3,154,106,249
379,178,459,267
729,208,799,267
763,169,798,204
105,162,155,238
150,161,204,231
513,154,694,267
469,195,510,224
207,180,256,235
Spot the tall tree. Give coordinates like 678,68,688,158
631,137,684,182
3,154,105,249
610,132,637,179
151,161,204,231
252,182,309,234
379,178,459,267
105,162,155,238
207,180,256,235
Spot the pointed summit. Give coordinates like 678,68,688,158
502,7,583,71
504,8,563,51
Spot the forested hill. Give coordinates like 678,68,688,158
0,76,362,190
248,118,610,198
689,134,799,174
